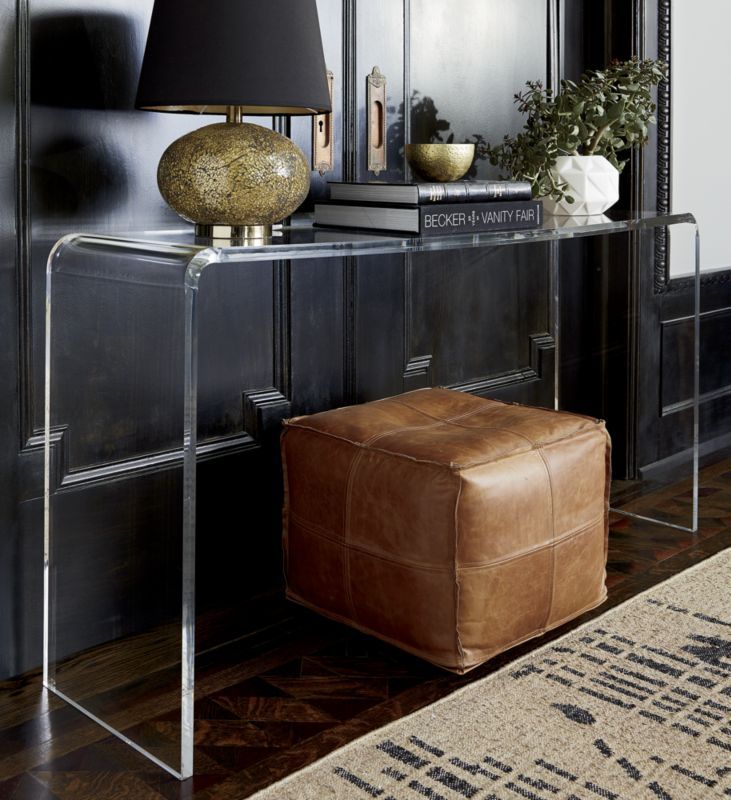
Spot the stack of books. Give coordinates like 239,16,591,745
313,180,542,236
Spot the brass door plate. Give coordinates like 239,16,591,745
367,66,387,176
312,70,334,176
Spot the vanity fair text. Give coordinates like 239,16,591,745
423,206,538,228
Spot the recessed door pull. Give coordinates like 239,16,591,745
367,66,387,176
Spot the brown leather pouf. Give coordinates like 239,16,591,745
281,388,611,674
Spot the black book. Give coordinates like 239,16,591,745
313,199,543,236
328,179,532,205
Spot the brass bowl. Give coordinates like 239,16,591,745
405,143,475,182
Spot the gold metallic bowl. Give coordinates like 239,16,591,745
405,143,475,182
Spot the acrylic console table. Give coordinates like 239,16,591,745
43,211,700,779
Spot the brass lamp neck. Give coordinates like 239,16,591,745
226,105,243,124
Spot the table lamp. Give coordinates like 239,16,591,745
135,0,331,242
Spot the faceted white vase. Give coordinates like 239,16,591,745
542,155,619,216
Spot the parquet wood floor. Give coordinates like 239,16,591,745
1,460,729,799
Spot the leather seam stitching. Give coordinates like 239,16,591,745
342,449,365,624
388,393,602,429
453,472,466,672
360,404,510,447
288,510,605,572
383,395,505,424
283,423,604,470
537,446,557,631
458,514,604,569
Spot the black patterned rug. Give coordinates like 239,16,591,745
250,549,731,800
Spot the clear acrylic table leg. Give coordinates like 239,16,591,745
607,222,700,533
44,235,202,781
550,221,700,534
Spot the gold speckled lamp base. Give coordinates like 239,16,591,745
157,121,310,229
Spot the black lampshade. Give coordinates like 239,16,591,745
135,0,331,115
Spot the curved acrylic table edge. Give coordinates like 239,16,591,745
43,212,700,280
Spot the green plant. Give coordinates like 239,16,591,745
482,57,667,202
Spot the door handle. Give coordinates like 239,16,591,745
367,66,387,176
312,70,335,176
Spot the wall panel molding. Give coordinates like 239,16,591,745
451,332,554,396
16,0,33,448
23,426,260,497
343,256,358,403
665,268,731,294
342,0,357,182
547,0,561,92
653,0,672,292
403,354,432,389
244,389,291,443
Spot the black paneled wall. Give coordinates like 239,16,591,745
0,0,22,680
2,1,578,678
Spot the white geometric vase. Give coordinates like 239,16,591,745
541,155,619,216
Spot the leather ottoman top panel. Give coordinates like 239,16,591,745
286,387,602,468
281,387,611,673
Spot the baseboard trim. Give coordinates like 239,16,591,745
640,431,731,481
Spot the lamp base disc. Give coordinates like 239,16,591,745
195,223,280,245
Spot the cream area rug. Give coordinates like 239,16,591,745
251,549,731,800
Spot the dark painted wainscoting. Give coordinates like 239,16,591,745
1,0,567,678
1,0,724,681
0,0,21,685
644,271,731,474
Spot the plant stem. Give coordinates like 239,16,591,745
547,168,562,196
587,122,612,154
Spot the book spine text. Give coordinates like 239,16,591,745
419,201,542,235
